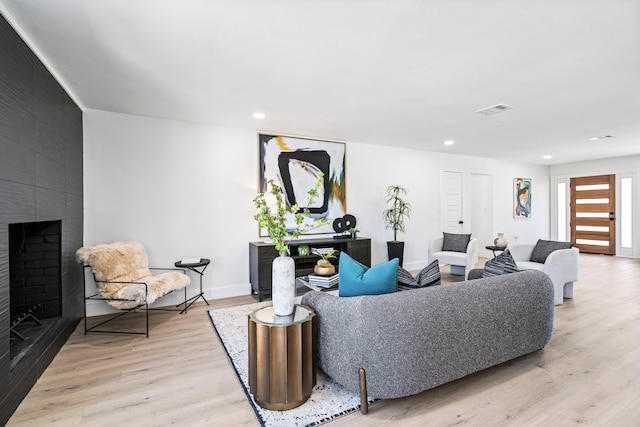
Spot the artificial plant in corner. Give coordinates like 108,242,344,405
253,173,329,315
382,185,411,266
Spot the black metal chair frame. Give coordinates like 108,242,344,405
82,265,190,338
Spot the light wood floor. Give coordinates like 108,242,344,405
7,254,640,426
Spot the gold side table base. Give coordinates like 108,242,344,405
248,305,317,410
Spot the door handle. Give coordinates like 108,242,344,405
458,221,464,224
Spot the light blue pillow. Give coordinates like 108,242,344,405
338,253,399,297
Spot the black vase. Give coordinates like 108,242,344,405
387,241,405,267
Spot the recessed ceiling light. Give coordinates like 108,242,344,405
588,135,614,141
543,155,552,160
444,140,455,146
252,112,266,119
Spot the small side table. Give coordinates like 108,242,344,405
174,258,210,313
485,246,507,259
248,304,317,410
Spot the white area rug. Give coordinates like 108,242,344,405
208,298,369,427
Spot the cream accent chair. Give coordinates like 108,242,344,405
77,241,191,336
428,236,479,279
508,243,579,305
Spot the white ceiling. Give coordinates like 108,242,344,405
1,0,639,165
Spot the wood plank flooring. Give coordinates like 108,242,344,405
7,254,640,426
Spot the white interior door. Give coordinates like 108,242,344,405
471,173,493,257
442,171,463,233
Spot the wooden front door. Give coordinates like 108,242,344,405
570,174,616,255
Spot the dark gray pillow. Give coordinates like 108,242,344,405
467,268,484,280
530,239,573,263
483,249,519,278
442,232,471,253
397,260,441,290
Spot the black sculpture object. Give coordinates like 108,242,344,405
332,214,357,239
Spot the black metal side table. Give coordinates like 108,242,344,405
485,246,507,259
174,258,211,313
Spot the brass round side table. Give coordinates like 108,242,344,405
248,304,317,410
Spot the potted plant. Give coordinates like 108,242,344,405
382,185,411,266
253,174,329,315
348,227,359,239
297,244,311,256
313,249,338,276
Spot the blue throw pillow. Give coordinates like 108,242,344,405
338,253,399,297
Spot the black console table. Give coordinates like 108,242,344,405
249,237,371,301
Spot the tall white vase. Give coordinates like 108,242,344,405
272,255,295,316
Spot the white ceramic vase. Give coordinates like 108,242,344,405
494,233,508,248
272,254,296,316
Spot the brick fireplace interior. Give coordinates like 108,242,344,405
9,220,62,369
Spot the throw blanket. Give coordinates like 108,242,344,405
76,241,190,309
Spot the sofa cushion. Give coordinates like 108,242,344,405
530,239,573,263
339,253,399,297
467,268,484,280
516,261,545,271
483,249,519,278
397,260,441,290
430,250,468,266
442,232,471,253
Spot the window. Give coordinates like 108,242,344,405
557,181,567,241
620,176,632,248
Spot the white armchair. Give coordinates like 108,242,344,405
428,237,479,279
509,243,579,305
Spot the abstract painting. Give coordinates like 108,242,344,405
514,177,532,218
259,133,346,235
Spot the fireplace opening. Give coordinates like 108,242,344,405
9,220,62,369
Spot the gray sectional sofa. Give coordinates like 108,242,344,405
300,270,554,409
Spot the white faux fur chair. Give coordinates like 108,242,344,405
77,241,190,336
428,235,479,280
508,242,579,305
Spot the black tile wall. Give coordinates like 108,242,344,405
36,154,66,192
0,140,36,184
0,12,83,424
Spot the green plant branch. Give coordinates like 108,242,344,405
254,173,330,256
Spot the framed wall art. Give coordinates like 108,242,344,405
258,133,346,235
514,177,532,218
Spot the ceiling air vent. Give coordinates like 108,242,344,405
475,104,513,116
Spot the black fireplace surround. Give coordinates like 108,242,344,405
1,13,84,424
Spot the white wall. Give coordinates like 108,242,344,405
83,109,550,315
550,155,640,258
